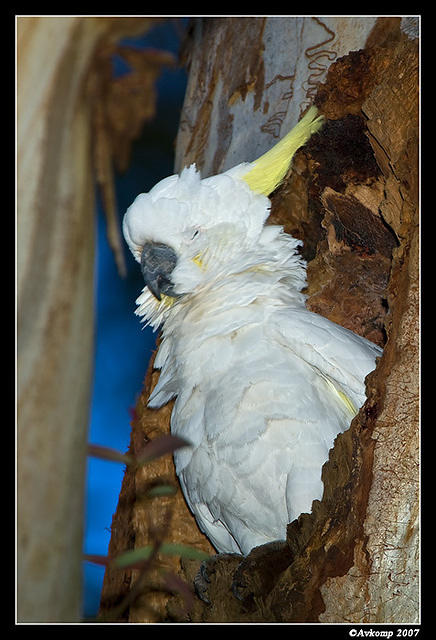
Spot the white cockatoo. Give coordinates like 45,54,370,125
123,106,382,556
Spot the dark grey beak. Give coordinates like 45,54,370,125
140,241,179,301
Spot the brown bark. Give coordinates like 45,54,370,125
100,17,419,623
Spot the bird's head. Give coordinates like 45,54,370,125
122,106,324,326
123,163,271,300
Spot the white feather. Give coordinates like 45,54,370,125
123,163,382,556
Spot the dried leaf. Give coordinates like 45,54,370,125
87,443,133,466
84,554,111,567
88,435,189,469
136,434,191,464
88,25,176,276
162,570,195,613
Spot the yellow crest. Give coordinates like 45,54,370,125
241,105,324,196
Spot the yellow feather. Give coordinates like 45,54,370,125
160,294,176,308
241,105,324,196
192,253,206,270
338,390,358,417
321,374,358,418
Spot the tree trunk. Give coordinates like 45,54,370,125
17,16,157,622
99,16,419,623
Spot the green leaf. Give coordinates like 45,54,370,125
146,484,178,497
113,543,209,568
160,543,210,561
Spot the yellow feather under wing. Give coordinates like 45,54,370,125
321,374,358,419
241,105,324,196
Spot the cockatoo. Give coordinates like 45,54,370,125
123,106,382,556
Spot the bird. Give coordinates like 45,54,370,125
122,106,382,556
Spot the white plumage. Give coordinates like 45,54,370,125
123,108,382,555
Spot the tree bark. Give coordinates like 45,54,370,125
100,16,419,623
17,16,157,622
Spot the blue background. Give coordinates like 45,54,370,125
83,20,188,619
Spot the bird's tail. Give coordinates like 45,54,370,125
241,105,324,196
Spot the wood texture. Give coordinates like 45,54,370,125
17,17,99,622
17,16,160,622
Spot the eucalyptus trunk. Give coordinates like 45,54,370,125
100,16,419,623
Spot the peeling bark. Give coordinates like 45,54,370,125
100,17,419,623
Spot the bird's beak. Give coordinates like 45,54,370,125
140,241,179,301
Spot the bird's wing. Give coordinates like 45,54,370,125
171,313,376,553
167,306,382,555
268,307,382,412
